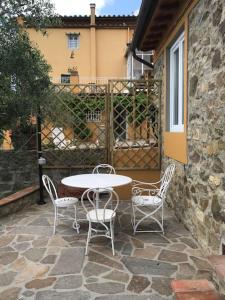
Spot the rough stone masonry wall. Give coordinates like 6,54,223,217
154,0,225,254
0,151,38,199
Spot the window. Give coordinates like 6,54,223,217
61,74,70,84
127,51,153,79
86,111,101,122
67,34,79,49
169,32,184,132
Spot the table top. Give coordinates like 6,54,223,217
61,174,132,189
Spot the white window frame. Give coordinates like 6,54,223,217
86,111,101,122
127,51,153,79
61,74,70,84
169,32,184,132
67,34,79,49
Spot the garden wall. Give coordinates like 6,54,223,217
0,150,38,199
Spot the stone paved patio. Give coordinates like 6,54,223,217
0,200,213,300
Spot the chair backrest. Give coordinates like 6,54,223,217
81,188,119,222
42,175,58,205
92,164,116,174
158,164,175,199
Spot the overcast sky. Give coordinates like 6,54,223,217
50,0,141,16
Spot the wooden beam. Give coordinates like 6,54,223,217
145,38,160,43
154,15,174,23
159,1,180,11
142,42,157,49
150,25,168,32
145,32,162,39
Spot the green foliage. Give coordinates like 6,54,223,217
44,90,94,141
42,137,56,150
0,0,57,35
0,0,57,148
0,31,51,135
74,126,92,140
44,89,149,142
113,92,148,126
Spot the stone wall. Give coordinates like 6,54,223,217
154,0,225,254
0,151,39,199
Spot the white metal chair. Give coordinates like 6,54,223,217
42,175,80,235
81,187,119,256
131,164,175,234
92,164,116,175
92,164,116,205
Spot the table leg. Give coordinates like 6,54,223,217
96,191,100,209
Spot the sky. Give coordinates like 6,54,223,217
50,0,142,16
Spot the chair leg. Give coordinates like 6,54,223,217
56,207,59,225
110,220,115,256
85,222,91,255
72,205,80,234
96,192,100,209
161,205,164,235
132,205,164,234
53,207,57,235
132,205,137,235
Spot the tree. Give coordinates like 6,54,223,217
0,0,57,148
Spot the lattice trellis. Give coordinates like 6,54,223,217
109,80,161,170
41,84,108,168
41,81,161,170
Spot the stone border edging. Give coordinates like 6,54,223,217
0,185,39,217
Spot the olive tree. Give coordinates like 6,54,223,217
0,0,57,148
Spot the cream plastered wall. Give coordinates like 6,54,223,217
96,29,132,78
28,27,134,82
28,28,91,81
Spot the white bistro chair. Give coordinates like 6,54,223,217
42,175,80,235
92,164,116,207
92,164,116,175
131,164,175,234
81,187,119,256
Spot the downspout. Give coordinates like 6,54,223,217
90,3,96,80
132,49,153,70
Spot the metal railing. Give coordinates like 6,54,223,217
51,76,128,85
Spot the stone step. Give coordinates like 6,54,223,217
208,255,225,295
171,279,222,300
175,291,222,300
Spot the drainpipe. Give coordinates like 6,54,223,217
132,49,154,70
90,3,96,80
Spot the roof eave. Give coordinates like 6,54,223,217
130,0,158,51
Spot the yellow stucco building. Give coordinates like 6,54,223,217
28,4,137,84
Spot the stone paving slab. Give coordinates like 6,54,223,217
50,248,85,275
0,201,215,299
95,296,153,300
35,290,91,300
122,257,177,276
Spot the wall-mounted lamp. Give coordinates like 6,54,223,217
38,156,46,166
70,50,75,59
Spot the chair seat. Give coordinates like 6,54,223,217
87,209,116,222
132,195,162,206
55,197,79,207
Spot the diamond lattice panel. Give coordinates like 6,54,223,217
41,84,108,168
110,80,161,170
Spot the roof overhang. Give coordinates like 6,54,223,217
131,0,190,51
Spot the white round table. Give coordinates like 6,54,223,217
62,174,132,219
61,174,132,189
